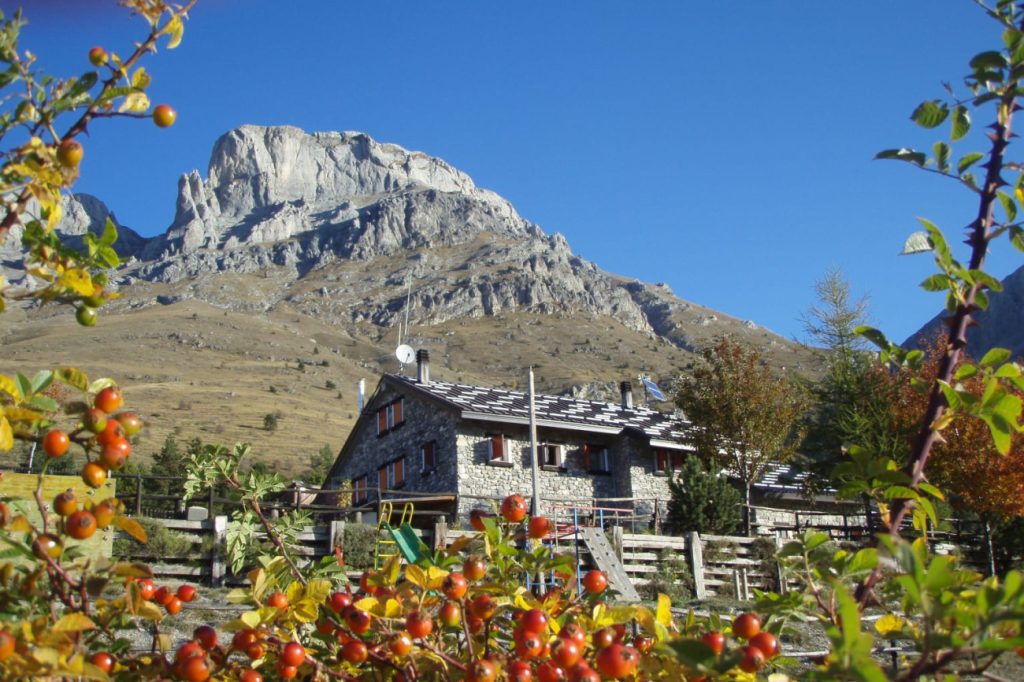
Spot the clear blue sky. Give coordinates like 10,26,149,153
6,1,1020,345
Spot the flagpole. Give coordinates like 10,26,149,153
529,367,541,516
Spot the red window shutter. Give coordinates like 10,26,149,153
491,435,504,460
656,450,667,473
672,452,684,471
377,408,387,434
393,399,403,425
395,458,405,486
582,444,591,471
378,466,388,491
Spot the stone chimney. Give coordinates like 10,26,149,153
620,381,633,409
417,349,430,384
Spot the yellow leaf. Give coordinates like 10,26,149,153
240,610,261,629
114,516,148,544
0,375,22,400
156,633,172,652
55,367,89,392
0,416,11,451
46,201,62,230
53,613,96,632
88,378,117,395
383,598,402,618
8,515,32,532
32,646,61,666
383,554,401,585
425,566,449,591
137,601,164,622
304,579,333,605
3,408,45,424
56,268,94,297
131,67,151,89
226,588,251,604
355,596,380,615
284,580,303,607
161,15,184,49
874,613,906,637
111,562,154,579
119,91,150,114
405,564,426,589
656,593,672,627
293,598,319,623
446,535,472,556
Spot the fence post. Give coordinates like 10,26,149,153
210,515,228,586
653,499,660,534
740,567,749,601
686,531,706,600
774,535,786,594
134,473,143,516
611,525,623,561
329,520,345,557
208,485,215,517
434,518,448,552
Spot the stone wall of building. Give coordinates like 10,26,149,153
454,423,621,519
328,383,459,498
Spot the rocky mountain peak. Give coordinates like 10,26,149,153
146,125,527,261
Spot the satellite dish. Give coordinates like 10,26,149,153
396,344,416,365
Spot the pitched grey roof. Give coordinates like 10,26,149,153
386,374,688,445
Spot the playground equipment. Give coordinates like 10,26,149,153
375,500,430,567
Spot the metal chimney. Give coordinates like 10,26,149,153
416,349,430,384
357,378,365,414
620,381,633,409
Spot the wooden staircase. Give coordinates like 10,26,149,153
577,527,641,602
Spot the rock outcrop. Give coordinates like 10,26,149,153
20,125,795,358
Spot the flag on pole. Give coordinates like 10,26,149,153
641,376,667,402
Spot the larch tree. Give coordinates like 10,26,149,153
675,336,807,535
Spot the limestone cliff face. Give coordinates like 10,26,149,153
30,125,791,356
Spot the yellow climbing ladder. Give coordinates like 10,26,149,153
375,501,415,568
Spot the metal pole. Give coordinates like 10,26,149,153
528,367,541,516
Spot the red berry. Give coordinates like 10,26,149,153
500,494,528,522
595,644,639,679
749,631,780,659
701,630,725,655
732,612,761,641
42,430,70,457
341,639,368,663
528,515,552,539
281,641,305,667
152,104,177,128
739,644,766,673
89,651,114,673
193,625,217,649
94,386,123,414
177,584,197,602
582,569,608,594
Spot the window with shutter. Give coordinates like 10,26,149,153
489,434,505,461
352,476,367,505
377,408,388,435
539,443,561,468
393,399,404,426
581,443,591,471
586,444,610,473
655,449,668,474
393,457,405,487
421,441,436,470
378,465,388,491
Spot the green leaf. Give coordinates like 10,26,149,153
99,217,118,246
954,363,979,381
951,105,971,140
970,50,1008,72
917,481,945,501
995,362,1022,378
27,395,58,412
971,269,1004,292
920,274,951,291
30,370,53,395
875,147,926,166
55,367,89,392
933,141,950,172
855,325,889,350
901,231,932,255
918,218,952,267
957,151,984,173
998,190,1018,221
14,373,30,400
1012,226,1024,253
848,547,878,573
911,100,949,128
980,347,1012,368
